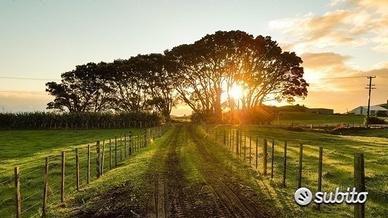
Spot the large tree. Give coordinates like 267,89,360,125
46,55,178,120
166,31,308,118
46,30,308,122
46,62,113,112
131,54,178,120
109,54,178,120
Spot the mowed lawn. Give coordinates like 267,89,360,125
0,128,138,216
222,125,388,217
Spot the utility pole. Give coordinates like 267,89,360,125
366,76,376,126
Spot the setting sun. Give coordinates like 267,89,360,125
230,84,244,100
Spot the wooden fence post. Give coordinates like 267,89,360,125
249,136,252,165
134,135,137,152
75,148,80,191
229,129,232,151
101,141,105,175
244,134,247,161
236,130,240,156
96,141,101,178
283,141,287,187
119,138,122,161
124,135,128,158
317,147,323,211
263,139,268,175
129,134,132,155
87,145,90,184
298,144,303,188
223,129,226,146
109,139,112,170
61,151,65,203
255,136,258,169
14,167,21,218
144,130,147,147
271,139,275,179
42,157,49,217
354,153,365,218
115,137,118,166
240,131,243,159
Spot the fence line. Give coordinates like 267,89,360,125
0,125,166,217
209,126,366,218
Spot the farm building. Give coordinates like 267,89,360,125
307,108,334,114
378,100,388,109
350,105,388,116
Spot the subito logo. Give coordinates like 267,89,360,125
294,187,313,206
294,187,368,206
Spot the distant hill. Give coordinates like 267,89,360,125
379,103,388,109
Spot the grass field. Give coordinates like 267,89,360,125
274,112,365,126
1,124,387,217
212,125,388,217
0,128,142,217
50,125,281,217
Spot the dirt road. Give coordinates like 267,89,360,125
70,125,279,217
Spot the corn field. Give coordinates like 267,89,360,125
0,112,160,129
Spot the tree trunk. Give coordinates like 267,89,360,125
214,87,222,121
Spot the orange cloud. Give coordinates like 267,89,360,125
301,52,350,69
270,1,388,52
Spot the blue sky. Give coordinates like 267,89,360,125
0,0,387,113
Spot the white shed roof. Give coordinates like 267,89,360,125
352,105,388,111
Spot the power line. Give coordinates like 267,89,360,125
323,76,365,80
0,76,59,81
365,75,376,125
0,90,48,95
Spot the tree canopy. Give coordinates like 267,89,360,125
46,30,308,122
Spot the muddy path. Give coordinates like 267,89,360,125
65,125,279,218
147,125,191,217
187,125,278,218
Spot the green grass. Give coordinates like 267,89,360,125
53,125,281,217
334,128,388,137
50,127,174,217
212,125,388,217
0,128,143,217
275,112,364,125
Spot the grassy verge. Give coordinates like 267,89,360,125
211,125,388,217
49,127,174,217
0,128,141,217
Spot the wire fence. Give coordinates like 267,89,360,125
205,125,368,217
0,125,166,217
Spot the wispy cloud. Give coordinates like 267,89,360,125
269,1,388,53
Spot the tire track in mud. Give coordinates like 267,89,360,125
147,125,190,218
187,125,274,218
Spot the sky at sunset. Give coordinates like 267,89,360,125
0,0,387,115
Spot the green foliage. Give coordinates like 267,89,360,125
274,104,308,112
46,54,177,120
376,110,388,117
0,112,160,129
365,116,387,124
46,31,309,122
166,31,308,119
